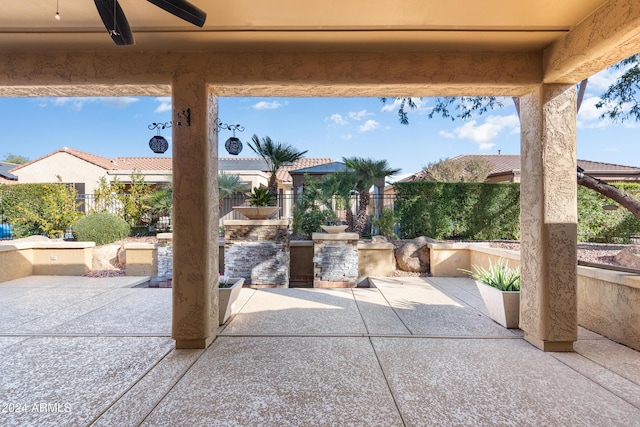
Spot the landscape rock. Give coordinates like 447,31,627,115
117,244,126,266
395,236,436,272
371,235,389,244
92,244,121,271
614,245,640,269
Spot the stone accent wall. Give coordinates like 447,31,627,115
224,220,290,288
312,232,359,288
151,233,173,288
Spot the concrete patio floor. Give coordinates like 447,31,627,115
0,275,639,426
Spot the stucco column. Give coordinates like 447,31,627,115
519,84,578,352
171,75,219,349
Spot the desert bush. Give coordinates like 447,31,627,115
72,212,130,245
0,181,80,238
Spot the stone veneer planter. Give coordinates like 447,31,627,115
312,232,359,288
224,219,290,287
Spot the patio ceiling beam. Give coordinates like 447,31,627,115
543,0,640,84
0,50,541,97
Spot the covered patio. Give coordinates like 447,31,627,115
1,0,639,400
0,275,638,426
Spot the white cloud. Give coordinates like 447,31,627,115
441,114,519,151
578,96,605,121
154,97,172,113
358,120,381,132
348,110,371,120
252,100,283,110
340,134,353,140
100,97,139,108
328,113,348,126
44,96,139,111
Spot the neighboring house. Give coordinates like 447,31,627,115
9,147,333,218
0,162,18,185
398,154,640,184
387,154,640,197
9,147,172,195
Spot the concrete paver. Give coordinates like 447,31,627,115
0,275,638,426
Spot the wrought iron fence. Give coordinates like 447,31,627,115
219,192,397,235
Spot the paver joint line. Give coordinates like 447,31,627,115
368,336,408,427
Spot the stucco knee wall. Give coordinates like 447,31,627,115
429,242,640,351
0,241,94,282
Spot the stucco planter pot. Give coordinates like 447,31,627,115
475,280,520,328
320,225,348,234
219,277,245,325
233,206,279,220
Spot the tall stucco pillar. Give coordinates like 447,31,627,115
519,84,577,352
171,75,219,349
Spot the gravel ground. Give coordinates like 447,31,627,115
488,241,627,267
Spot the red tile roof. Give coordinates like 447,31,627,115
10,148,332,183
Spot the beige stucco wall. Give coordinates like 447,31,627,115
0,241,94,282
12,151,107,194
430,242,640,351
428,243,472,277
31,247,92,275
577,266,640,351
358,242,395,279
0,246,33,282
124,243,158,276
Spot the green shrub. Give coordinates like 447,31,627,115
0,182,80,238
394,182,520,240
372,207,397,238
577,183,640,243
72,213,130,245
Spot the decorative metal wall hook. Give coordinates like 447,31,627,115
177,108,191,127
148,122,172,154
216,119,245,155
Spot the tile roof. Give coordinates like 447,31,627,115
0,162,18,180
289,162,348,175
401,154,640,182
450,154,640,174
10,148,332,183
276,158,333,183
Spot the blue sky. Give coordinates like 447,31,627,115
2,66,639,181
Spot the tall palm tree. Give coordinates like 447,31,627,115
247,134,308,199
343,157,401,234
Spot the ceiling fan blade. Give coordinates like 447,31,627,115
94,0,135,46
147,0,207,27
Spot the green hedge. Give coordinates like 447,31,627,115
394,181,640,243
72,212,130,245
577,183,640,243
394,182,520,240
0,183,80,238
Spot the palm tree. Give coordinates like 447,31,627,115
342,157,401,234
320,171,358,231
218,172,247,204
247,134,308,200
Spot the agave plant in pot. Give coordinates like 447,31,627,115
461,259,520,328
233,186,280,220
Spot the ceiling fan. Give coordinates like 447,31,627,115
93,0,207,46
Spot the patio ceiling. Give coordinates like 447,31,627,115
0,0,639,97
0,0,609,53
